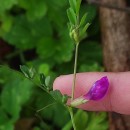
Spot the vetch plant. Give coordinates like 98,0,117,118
19,0,109,130
70,76,109,107
67,0,90,101
0,0,109,129
67,0,91,129
67,0,109,129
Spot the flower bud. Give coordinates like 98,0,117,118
70,76,109,107
84,76,109,101
70,29,79,44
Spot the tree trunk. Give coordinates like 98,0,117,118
99,0,130,129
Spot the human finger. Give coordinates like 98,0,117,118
53,72,130,115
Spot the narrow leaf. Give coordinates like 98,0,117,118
79,13,88,27
67,8,76,25
45,76,51,87
40,73,45,86
80,23,90,38
20,65,30,78
69,0,76,12
76,0,82,15
29,67,36,79
50,90,63,103
20,65,35,79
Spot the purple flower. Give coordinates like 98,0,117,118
70,76,109,107
83,76,109,101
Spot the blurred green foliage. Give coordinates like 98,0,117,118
0,0,108,130
0,66,34,130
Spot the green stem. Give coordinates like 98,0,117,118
71,43,79,101
68,107,76,130
37,102,56,112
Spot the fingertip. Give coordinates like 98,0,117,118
53,76,61,90
53,72,130,114
53,75,72,95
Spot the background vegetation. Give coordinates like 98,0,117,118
0,0,108,129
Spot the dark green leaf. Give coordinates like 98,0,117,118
1,68,33,120
20,65,30,78
39,73,45,86
50,90,70,104
50,90,63,103
1,78,33,119
20,65,35,79
45,76,51,87
29,67,36,79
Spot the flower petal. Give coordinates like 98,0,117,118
83,76,109,101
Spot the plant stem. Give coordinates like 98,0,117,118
36,102,56,112
71,43,79,101
68,107,76,130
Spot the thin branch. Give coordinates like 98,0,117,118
71,43,79,101
36,102,57,113
67,107,77,130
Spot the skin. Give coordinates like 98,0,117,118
53,72,130,115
